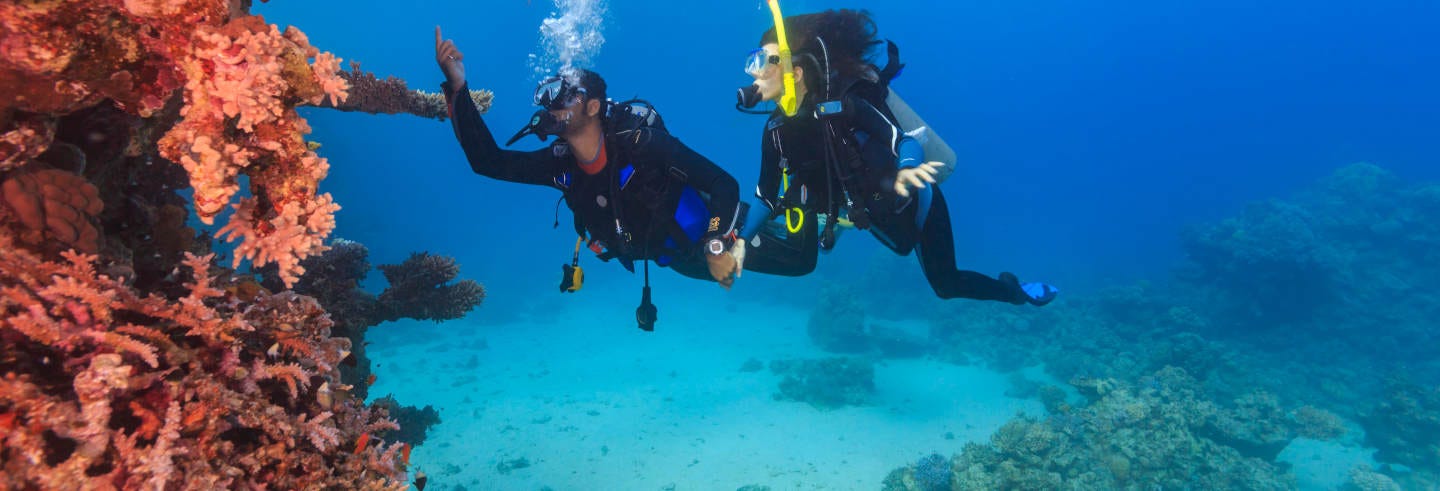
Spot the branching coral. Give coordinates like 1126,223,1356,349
0,230,407,489
155,14,349,287
320,62,494,120
3,1,353,288
374,252,486,323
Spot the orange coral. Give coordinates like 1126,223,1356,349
0,229,408,489
3,2,349,288
156,14,348,287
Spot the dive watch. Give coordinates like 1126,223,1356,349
706,238,727,256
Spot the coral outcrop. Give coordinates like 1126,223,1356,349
0,236,407,489
1,0,488,486
883,368,1301,490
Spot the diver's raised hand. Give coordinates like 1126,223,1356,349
894,161,943,198
434,26,466,87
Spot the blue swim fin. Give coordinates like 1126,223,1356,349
1021,282,1058,306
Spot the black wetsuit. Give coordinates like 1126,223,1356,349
742,92,1027,303
443,81,741,281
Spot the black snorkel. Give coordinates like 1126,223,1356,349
505,109,570,146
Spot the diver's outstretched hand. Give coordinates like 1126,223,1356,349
729,239,746,279
894,161,943,198
707,249,739,289
435,26,466,87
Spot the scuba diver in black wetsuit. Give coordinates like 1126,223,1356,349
732,8,1058,306
435,27,746,330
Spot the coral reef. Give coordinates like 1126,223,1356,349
1179,163,1440,360
321,63,494,121
259,241,483,402
1,1,349,287
1359,377,1440,476
372,395,442,447
805,285,933,358
1,0,493,486
373,252,486,323
0,235,406,489
1345,465,1403,491
769,357,875,409
0,167,103,252
807,285,870,353
906,162,1440,490
884,368,1299,491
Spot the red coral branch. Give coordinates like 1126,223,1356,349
0,230,407,489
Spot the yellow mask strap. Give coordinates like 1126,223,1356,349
768,0,798,117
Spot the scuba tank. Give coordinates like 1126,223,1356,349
883,89,957,184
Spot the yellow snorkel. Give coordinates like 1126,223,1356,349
767,0,799,117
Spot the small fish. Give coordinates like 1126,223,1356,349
353,432,371,454
316,382,333,407
366,374,377,387
401,443,413,466
414,471,428,490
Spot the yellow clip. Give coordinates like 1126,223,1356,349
785,207,804,234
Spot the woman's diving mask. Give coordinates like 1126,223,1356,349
737,49,780,113
744,48,781,77
737,0,799,116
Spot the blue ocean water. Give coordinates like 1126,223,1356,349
251,1,1440,489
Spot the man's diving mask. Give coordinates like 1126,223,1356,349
534,75,587,110
507,76,589,145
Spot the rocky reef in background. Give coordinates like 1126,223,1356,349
873,163,1438,489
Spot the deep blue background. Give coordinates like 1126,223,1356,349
255,0,1440,320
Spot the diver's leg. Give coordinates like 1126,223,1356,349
912,187,1028,303
740,211,819,277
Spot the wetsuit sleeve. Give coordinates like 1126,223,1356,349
741,127,784,241
627,128,741,240
442,81,562,186
897,137,924,170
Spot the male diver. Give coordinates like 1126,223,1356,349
434,27,745,329
733,7,1058,306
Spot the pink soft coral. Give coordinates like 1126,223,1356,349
0,230,407,489
218,192,340,288
157,14,349,286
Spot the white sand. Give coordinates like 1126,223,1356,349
367,296,1042,490
366,294,1383,491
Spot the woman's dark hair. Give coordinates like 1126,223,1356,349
759,9,881,93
